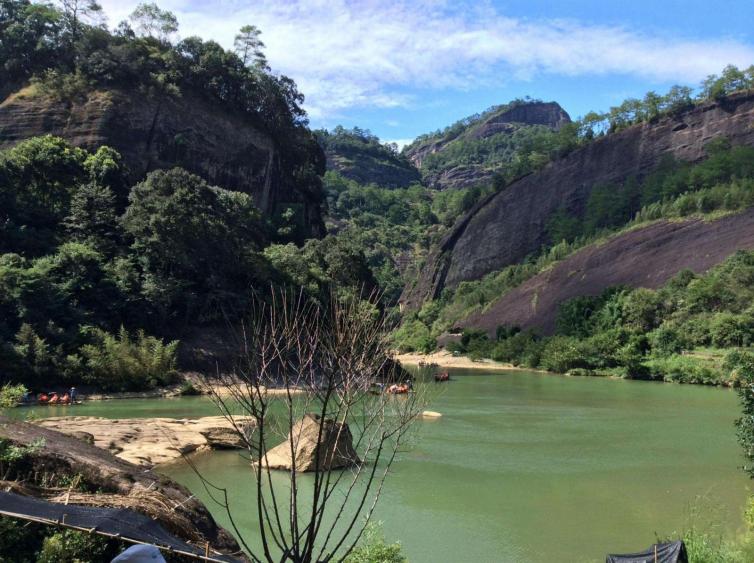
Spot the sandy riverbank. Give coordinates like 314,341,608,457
79,380,305,402
395,350,529,371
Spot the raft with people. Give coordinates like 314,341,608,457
434,371,450,382
32,388,81,406
386,383,411,394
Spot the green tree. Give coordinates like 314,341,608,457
63,182,119,253
58,0,103,45
128,2,178,41
121,168,267,323
234,24,267,69
0,0,62,90
734,352,754,477
0,135,88,255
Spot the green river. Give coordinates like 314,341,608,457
24,369,751,562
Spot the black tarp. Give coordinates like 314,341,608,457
606,540,688,563
0,491,241,563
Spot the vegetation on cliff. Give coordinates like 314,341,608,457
1,0,325,237
403,66,754,191
0,1,380,392
0,136,373,391
321,167,499,302
403,99,574,188
396,140,754,372
316,126,420,188
439,249,754,385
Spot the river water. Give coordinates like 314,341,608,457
22,369,750,562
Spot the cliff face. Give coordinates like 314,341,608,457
402,92,754,310
324,146,421,188
0,88,325,236
404,101,571,189
467,101,571,140
461,210,754,335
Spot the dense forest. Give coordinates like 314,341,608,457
0,0,376,392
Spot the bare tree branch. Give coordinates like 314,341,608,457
194,287,427,562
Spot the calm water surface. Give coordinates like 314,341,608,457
25,369,750,562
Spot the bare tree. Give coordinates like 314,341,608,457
193,288,425,562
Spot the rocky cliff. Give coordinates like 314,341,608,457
0,88,325,236
461,210,754,335
404,101,571,189
402,91,754,310
0,416,242,557
323,142,421,188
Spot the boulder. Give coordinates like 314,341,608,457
260,414,360,472
200,426,249,449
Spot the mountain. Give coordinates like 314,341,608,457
461,210,754,335
0,87,326,238
316,127,421,188
401,91,754,313
403,100,571,189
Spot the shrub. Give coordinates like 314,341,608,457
710,312,754,348
495,325,520,341
734,352,754,477
0,383,27,408
649,326,686,356
584,328,629,367
344,525,406,563
460,328,493,359
79,327,179,391
391,319,435,354
490,331,541,366
179,381,201,396
0,517,46,563
539,336,586,373
37,529,115,563
645,355,723,385
683,527,747,563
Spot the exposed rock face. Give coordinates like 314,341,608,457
423,165,491,191
469,101,571,140
260,414,360,472
405,101,571,189
325,149,421,188
460,210,754,335
34,416,254,467
0,88,325,236
0,417,241,556
402,92,754,309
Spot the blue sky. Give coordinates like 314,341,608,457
99,0,754,146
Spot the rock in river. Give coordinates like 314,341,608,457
260,414,360,472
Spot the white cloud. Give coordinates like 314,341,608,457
99,0,754,120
